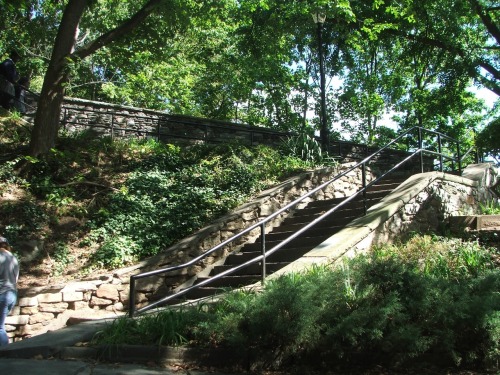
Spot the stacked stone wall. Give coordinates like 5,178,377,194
24,96,419,165
371,173,495,246
6,163,374,343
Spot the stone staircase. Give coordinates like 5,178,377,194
179,175,407,300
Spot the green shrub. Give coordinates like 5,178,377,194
280,133,337,166
91,235,140,268
94,235,500,372
52,242,74,276
0,199,48,244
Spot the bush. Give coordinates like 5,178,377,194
94,235,500,372
86,142,313,267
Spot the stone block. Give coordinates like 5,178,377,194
90,297,113,307
61,281,100,293
38,302,68,313
29,312,55,324
10,306,20,315
96,284,120,301
5,315,29,325
18,296,38,307
38,293,62,303
69,301,90,310
63,291,84,302
20,323,44,336
20,306,39,315
5,324,16,332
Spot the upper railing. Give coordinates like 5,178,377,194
128,126,478,316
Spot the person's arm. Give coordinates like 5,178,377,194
14,258,19,284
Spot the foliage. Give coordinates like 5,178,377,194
1,125,316,271
52,242,74,276
0,198,48,245
94,234,500,372
477,117,500,163
280,133,336,165
1,0,497,156
67,140,313,268
479,199,500,215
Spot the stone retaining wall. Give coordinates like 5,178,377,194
6,163,375,343
25,96,420,165
26,96,291,148
372,174,495,244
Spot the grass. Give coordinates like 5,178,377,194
479,199,500,215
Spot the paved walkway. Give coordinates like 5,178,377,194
0,319,241,375
0,358,227,375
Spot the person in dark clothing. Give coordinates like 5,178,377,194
13,76,30,114
0,50,21,110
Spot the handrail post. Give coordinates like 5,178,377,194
418,127,424,173
362,163,367,215
438,134,443,172
456,142,462,175
260,223,266,283
157,117,161,141
111,113,115,141
129,275,136,317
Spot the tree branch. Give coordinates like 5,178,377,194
468,0,500,46
72,0,166,61
385,30,500,95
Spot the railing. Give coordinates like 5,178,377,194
56,103,409,162
128,126,474,316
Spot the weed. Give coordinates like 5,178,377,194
51,242,74,276
479,199,500,215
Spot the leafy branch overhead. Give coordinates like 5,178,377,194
0,0,498,155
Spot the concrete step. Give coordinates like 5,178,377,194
224,246,313,265
305,190,389,209
211,262,290,276
194,275,261,288
297,197,383,216
282,207,365,225
261,225,344,241
239,234,330,253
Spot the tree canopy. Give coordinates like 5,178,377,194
0,0,497,155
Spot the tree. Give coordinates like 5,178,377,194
477,116,500,163
28,0,170,156
379,0,500,96
3,0,496,155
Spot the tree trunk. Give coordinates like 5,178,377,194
28,0,166,156
29,0,89,156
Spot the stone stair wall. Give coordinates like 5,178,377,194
269,163,499,279
6,162,376,343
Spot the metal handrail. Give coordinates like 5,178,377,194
128,126,471,316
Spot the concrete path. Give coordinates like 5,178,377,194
0,319,244,374
0,358,228,375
